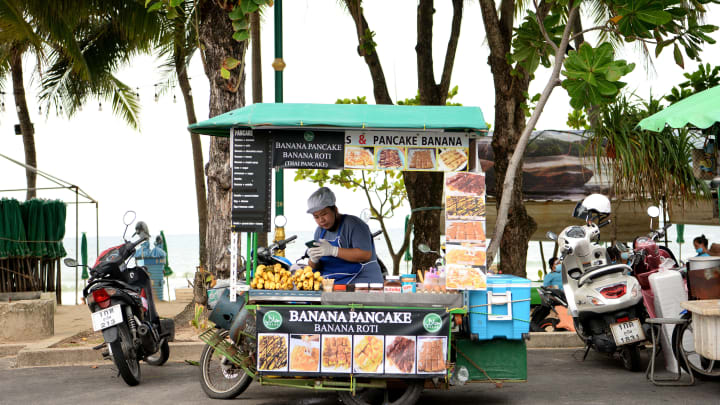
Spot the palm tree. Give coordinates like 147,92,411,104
152,1,209,267
0,0,162,198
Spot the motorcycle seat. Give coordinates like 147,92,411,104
578,263,631,287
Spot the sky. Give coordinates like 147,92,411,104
1,1,719,240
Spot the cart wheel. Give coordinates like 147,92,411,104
672,312,720,380
339,380,423,405
199,331,253,399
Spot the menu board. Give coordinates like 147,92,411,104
230,128,271,232
444,172,487,290
256,306,449,377
265,129,345,169
345,130,469,172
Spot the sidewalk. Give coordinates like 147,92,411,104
1,302,584,368
0,301,205,367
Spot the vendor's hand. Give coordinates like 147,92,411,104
308,239,338,259
308,248,322,263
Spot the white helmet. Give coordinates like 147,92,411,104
573,194,611,220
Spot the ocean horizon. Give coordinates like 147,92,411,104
57,224,715,305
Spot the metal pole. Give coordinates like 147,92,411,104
75,186,79,305
538,240,547,274
96,202,99,257
230,231,238,302
273,0,285,217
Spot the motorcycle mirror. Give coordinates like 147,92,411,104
360,208,371,224
63,258,78,267
123,210,137,226
647,206,660,218
546,231,558,241
418,243,432,253
274,215,287,228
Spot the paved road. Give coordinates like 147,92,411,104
0,349,716,405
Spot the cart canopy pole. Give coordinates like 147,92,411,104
230,231,238,302
273,0,284,217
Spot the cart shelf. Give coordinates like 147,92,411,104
248,289,322,303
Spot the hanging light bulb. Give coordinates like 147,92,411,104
154,84,159,103
98,102,102,112
136,87,140,99
1,101,5,112
173,94,177,103
38,105,41,115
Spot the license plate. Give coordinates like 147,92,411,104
91,304,123,331
610,319,645,346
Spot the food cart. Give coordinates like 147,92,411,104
188,103,531,404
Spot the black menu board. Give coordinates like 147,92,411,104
231,128,271,232
262,129,345,169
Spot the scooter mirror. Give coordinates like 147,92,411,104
123,210,137,226
63,258,78,267
647,206,660,218
418,243,432,253
546,231,558,241
359,209,371,224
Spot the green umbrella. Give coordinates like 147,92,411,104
638,84,720,132
81,232,89,280
160,231,173,277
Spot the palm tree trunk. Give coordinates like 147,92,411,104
10,46,37,200
176,63,208,268
198,2,247,282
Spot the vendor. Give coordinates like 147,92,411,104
306,187,383,284
694,234,710,257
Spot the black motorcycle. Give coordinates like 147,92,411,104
530,287,569,332
64,213,175,386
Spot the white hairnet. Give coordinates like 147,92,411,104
307,187,336,214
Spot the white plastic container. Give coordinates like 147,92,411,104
682,300,720,360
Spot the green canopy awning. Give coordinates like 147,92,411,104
188,103,488,137
638,85,720,132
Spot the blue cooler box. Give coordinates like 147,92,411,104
469,274,531,340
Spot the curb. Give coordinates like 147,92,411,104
0,344,26,358
16,342,204,368
526,331,584,348
13,332,583,368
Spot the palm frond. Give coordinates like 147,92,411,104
105,75,141,130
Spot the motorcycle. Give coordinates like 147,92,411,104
64,212,175,386
529,287,570,332
547,194,647,371
199,234,297,399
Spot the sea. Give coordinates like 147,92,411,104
58,224,716,305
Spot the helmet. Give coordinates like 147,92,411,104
573,194,611,220
134,221,150,240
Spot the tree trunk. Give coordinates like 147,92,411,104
10,46,37,200
176,53,208,269
407,0,463,272
198,2,247,279
343,0,393,105
485,6,579,274
250,10,268,249
403,172,444,271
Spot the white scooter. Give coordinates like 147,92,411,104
547,194,647,371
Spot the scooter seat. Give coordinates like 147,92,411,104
578,263,631,287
